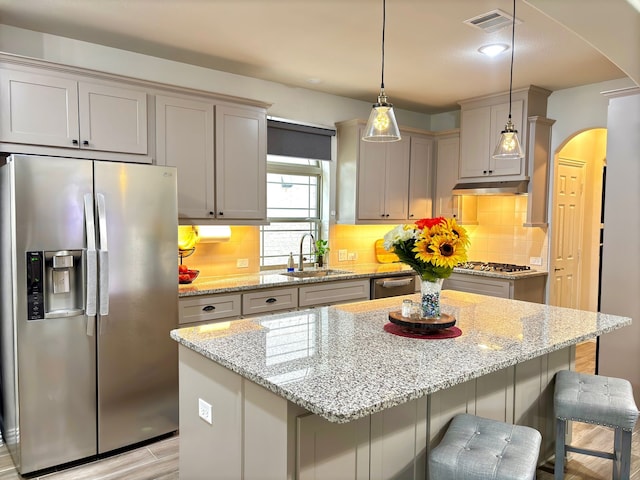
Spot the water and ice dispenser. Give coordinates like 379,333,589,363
26,250,85,320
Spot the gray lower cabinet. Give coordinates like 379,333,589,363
298,279,369,308
178,278,373,327
242,287,298,316
178,293,242,326
443,273,546,303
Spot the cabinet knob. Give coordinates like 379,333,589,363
483,170,488,174
265,298,277,304
72,139,79,145
409,214,414,218
202,305,216,312
218,211,224,216
209,211,215,216
380,214,385,218
82,140,89,146
385,214,390,217
488,170,493,174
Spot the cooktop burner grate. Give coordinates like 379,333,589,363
457,261,531,273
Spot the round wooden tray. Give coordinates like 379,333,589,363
388,311,456,332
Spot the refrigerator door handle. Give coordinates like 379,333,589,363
96,193,110,317
84,193,97,336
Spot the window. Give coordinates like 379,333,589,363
260,155,322,268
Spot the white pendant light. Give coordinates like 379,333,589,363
493,0,524,160
362,0,401,142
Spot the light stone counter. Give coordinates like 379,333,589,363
178,262,547,297
171,290,630,423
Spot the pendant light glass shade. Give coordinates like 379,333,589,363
493,117,524,159
363,92,401,142
362,0,401,142
492,0,523,160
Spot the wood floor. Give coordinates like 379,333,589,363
0,340,637,479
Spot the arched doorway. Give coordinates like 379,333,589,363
550,128,607,374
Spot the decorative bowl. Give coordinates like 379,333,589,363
179,269,200,284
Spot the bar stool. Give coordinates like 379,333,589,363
554,370,639,479
429,413,541,480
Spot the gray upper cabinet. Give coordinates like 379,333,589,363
0,67,148,156
458,85,551,183
336,119,434,224
156,95,267,224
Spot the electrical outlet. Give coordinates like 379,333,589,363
236,258,249,268
529,257,543,266
347,252,357,261
198,398,212,424
338,249,347,261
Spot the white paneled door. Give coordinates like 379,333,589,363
550,158,586,308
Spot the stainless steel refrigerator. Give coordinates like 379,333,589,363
0,154,179,475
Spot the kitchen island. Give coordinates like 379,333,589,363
170,291,631,480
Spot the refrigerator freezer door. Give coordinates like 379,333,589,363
8,155,97,473
93,161,178,453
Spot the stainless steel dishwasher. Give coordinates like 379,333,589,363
371,275,417,299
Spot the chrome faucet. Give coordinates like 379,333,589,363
298,233,315,271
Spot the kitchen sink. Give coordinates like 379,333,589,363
281,269,352,278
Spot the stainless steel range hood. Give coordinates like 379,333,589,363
452,180,529,196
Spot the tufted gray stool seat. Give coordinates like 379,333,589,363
554,370,639,480
429,413,541,480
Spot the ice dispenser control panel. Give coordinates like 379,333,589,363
26,250,85,320
26,251,44,320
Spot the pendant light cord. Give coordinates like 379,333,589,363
508,0,515,120
380,0,386,90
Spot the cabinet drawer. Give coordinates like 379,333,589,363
179,294,242,325
242,288,298,316
443,274,511,298
299,279,370,307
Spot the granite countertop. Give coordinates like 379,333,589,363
170,290,630,423
179,263,548,297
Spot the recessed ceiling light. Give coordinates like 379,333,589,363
478,44,509,57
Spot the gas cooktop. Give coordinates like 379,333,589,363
456,261,532,273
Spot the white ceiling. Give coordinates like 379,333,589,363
0,0,636,114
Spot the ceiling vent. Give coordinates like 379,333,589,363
464,9,519,33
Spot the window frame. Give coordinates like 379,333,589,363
260,155,324,270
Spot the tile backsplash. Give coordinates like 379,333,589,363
182,196,549,277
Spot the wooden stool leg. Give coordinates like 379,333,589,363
619,429,632,480
555,418,566,480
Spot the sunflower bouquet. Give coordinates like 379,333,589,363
383,217,469,282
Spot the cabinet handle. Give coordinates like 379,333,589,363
409,214,414,218
202,305,216,312
218,211,224,216
385,214,390,217
483,170,488,174
554,267,565,272
82,140,89,146
209,211,215,216
72,139,79,145
380,214,385,217
488,170,493,174
265,298,277,304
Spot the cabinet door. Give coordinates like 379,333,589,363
357,140,388,220
434,136,460,218
215,105,267,220
459,106,491,178
156,95,215,219
78,82,148,154
297,414,370,480
0,69,79,148
408,135,433,220
489,100,525,176
383,136,411,220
